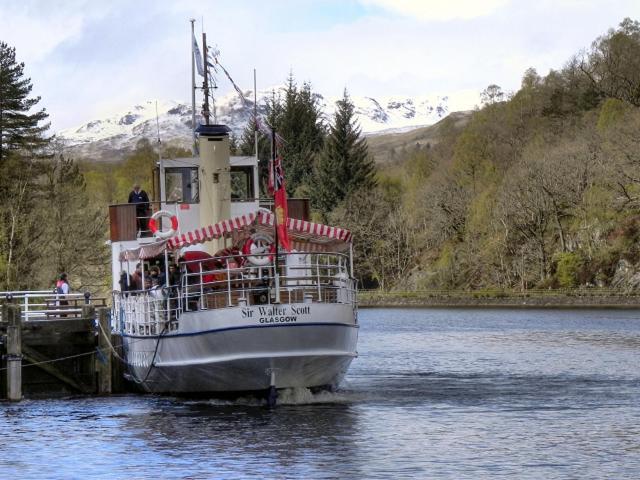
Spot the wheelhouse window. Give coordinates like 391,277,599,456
230,166,255,201
165,167,199,203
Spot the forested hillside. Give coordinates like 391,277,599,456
336,18,640,291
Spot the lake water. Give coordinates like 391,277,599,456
2,308,640,479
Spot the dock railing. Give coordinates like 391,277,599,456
0,291,107,321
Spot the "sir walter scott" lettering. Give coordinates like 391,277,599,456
240,305,312,323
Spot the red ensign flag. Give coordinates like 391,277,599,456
270,154,291,251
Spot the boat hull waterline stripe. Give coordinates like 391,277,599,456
121,321,358,340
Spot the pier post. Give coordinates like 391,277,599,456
5,303,22,401
96,307,112,394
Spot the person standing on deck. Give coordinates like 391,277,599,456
128,183,150,236
131,263,143,291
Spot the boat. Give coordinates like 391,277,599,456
107,29,358,404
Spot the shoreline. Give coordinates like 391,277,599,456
358,293,640,309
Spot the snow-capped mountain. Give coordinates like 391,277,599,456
57,89,451,161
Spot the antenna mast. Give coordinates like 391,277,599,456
156,101,165,202
254,68,258,159
190,19,197,156
201,32,211,125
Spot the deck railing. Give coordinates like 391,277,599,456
112,251,357,336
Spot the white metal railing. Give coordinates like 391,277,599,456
112,251,357,336
0,291,106,321
112,289,181,335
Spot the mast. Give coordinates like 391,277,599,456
271,127,280,303
190,19,197,156
201,32,211,125
254,68,258,159
155,100,165,203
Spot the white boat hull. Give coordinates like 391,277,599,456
120,303,358,393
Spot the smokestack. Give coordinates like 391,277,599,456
196,124,231,254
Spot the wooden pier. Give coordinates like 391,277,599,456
0,293,124,401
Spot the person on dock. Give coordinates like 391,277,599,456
55,273,70,316
128,183,150,236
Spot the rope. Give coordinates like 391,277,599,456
126,325,168,385
97,321,127,363
0,324,157,371
0,348,99,371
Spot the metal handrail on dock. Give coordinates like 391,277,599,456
0,291,107,321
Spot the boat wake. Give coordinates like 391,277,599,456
181,387,354,407
277,387,351,405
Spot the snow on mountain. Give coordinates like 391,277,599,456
56,89,451,161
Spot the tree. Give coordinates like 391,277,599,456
580,18,640,106
312,89,376,215
238,90,284,194
37,152,109,290
0,42,49,162
277,76,325,195
332,184,416,289
480,84,504,105
0,42,50,289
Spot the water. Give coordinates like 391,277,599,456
2,308,640,479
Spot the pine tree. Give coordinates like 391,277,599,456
277,76,325,196
238,76,325,197
0,42,49,162
0,42,50,288
312,89,376,214
238,90,285,194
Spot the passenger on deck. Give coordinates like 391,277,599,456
128,183,150,236
149,265,161,285
131,263,143,291
168,264,181,287
119,270,130,291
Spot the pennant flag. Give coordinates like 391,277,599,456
192,33,204,77
271,152,291,251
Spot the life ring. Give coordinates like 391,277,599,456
244,233,274,266
148,210,178,239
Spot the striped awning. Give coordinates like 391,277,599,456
166,210,352,252
118,240,168,262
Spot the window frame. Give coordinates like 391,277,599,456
164,167,199,204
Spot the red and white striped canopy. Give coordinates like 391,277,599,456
166,210,352,252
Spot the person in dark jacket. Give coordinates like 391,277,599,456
128,183,150,235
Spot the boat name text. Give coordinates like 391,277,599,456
241,305,312,324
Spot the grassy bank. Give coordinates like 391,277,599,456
358,289,640,309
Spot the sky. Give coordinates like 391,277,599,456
2,0,639,132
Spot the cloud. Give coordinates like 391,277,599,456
2,0,639,133
0,1,111,63
360,0,510,21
